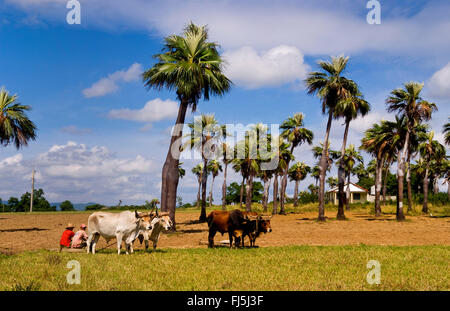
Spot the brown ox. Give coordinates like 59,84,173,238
206,210,248,248
206,210,272,248
240,212,272,247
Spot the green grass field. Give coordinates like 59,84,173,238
1,245,448,291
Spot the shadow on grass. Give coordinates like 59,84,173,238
0,227,49,233
178,229,208,234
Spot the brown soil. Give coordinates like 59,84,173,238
0,211,449,254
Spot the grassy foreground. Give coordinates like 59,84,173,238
0,245,448,291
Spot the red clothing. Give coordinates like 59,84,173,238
60,229,75,247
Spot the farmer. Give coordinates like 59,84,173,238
59,223,75,252
72,224,88,249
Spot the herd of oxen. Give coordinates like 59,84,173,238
84,209,272,254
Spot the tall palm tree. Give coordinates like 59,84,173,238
0,88,37,149
272,139,293,215
342,145,363,210
311,165,320,188
288,162,311,207
418,131,445,213
184,114,223,221
220,142,233,210
361,121,393,217
142,23,231,227
386,82,437,221
305,55,358,221
444,117,450,146
232,155,247,209
191,163,204,208
280,113,313,214
335,92,370,219
207,159,222,207
259,168,274,212
405,123,428,211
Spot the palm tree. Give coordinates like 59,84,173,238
305,55,358,221
361,121,393,217
207,159,222,207
142,23,231,227
280,113,313,214
259,168,274,212
288,162,311,207
326,177,338,190
184,114,223,221
191,163,204,208
311,165,321,188
272,139,293,215
444,117,450,145
405,123,428,211
335,92,370,219
386,82,437,221
220,142,233,210
342,145,363,210
418,131,445,213
0,88,37,149
178,162,186,178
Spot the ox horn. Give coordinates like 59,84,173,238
135,210,140,218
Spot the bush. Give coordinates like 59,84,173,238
413,192,449,206
60,200,74,211
85,204,104,211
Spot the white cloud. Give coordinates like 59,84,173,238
427,62,450,99
0,142,159,204
224,45,309,89
108,98,179,123
82,63,142,98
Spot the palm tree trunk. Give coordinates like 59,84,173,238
263,178,271,212
196,177,201,208
222,163,228,210
280,166,289,214
396,130,410,221
245,175,253,212
273,174,279,215
199,157,208,222
447,180,450,201
160,99,188,229
337,119,350,220
433,174,439,194
406,153,413,212
318,111,333,221
382,162,389,206
293,179,299,208
346,172,351,211
422,164,430,213
374,157,384,217
209,176,215,208
239,176,245,208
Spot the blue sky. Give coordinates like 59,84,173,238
0,0,449,204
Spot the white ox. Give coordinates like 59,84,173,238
87,210,152,255
136,212,173,251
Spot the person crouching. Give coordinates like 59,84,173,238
59,223,75,252
71,224,88,249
